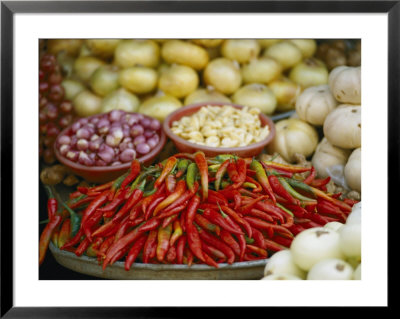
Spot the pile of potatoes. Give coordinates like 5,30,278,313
46,38,333,123
268,65,361,194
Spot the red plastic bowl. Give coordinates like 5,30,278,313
163,102,276,158
54,114,166,184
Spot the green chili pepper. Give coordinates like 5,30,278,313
186,162,198,191
214,154,237,163
278,177,316,203
276,202,294,217
208,164,221,173
243,182,257,189
176,159,190,178
61,202,81,237
284,178,314,194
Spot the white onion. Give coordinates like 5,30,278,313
307,258,354,280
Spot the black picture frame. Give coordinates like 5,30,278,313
1,0,395,317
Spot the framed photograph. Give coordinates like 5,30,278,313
1,0,395,316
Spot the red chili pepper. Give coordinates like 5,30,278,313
245,176,262,192
185,246,194,267
186,222,205,263
214,159,230,191
96,235,115,261
304,211,330,226
161,214,179,228
44,185,58,221
246,245,268,258
144,195,167,220
262,161,312,173
156,223,172,262
113,215,131,243
235,158,247,184
310,176,331,188
82,209,104,242
162,182,199,214
202,252,219,268
102,223,145,269
176,235,186,264
244,216,294,239
201,242,226,261
69,189,84,200
250,159,276,204
227,160,240,183
343,198,360,207
238,187,260,198
194,214,221,235
120,160,141,190
220,205,253,238
288,224,306,236
165,174,177,194
169,220,183,246
194,151,209,200
311,187,352,212
153,180,187,217
60,228,84,250
143,230,158,263
166,244,177,264
251,227,267,250
246,208,274,223
88,180,114,194
74,237,91,257
108,172,129,201
57,218,71,249
125,234,147,270
39,215,62,265
317,200,347,222
239,195,269,215
97,190,125,213
112,188,143,222
81,190,110,226
255,201,286,224
219,229,241,257
185,195,201,225
270,235,293,248
197,227,235,264
207,190,229,206
268,174,300,206
156,202,187,221
263,238,286,252
139,218,161,233
331,192,343,199
303,166,316,185
129,200,143,221
180,208,186,233
154,156,178,189
201,208,243,235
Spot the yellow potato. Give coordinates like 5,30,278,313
47,39,83,57
184,88,231,105
74,56,106,82
85,39,122,59
203,58,242,95
161,40,209,70
114,39,160,68
138,95,183,122
221,39,261,64
232,83,277,115
158,64,199,98
191,39,224,48
257,39,282,48
89,65,120,97
263,41,303,70
119,66,158,94
241,57,282,85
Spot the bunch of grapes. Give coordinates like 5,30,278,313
39,53,76,164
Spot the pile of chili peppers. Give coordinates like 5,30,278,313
39,152,359,269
